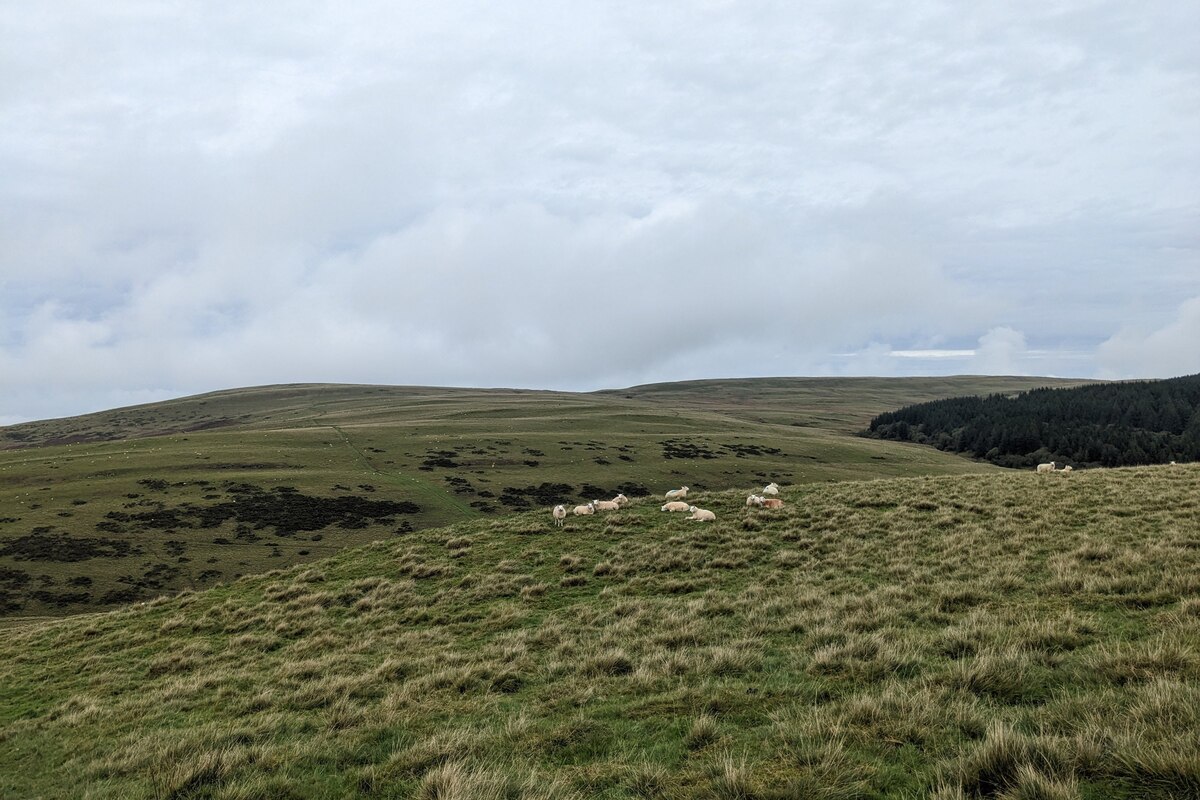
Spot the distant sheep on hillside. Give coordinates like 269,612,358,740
1036,462,1057,473
761,498,784,509
762,482,779,496
687,506,716,522
665,486,689,500
746,494,765,507
552,505,567,526
573,503,595,516
593,499,620,512
613,494,630,507
661,501,690,512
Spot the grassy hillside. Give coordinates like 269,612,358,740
1,465,1197,799
604,377,1096,433
0,380,1074,619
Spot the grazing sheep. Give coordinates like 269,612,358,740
761,498,784,509
593,499,620,512
573,503,595,516
746,494,765,507
613,494,630,507
552,505,567,527
687,506,716,522
1036,462,1057,473
664,486,689,500
661,501,691,512
762,482,779,496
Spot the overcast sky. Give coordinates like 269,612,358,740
2,1,1198,424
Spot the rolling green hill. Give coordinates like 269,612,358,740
0,378,1088,618
1,465,1196,798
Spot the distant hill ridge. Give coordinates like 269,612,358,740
866,373,1200,468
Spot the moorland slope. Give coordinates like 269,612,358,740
0,378,1086,618
1,464,1197,799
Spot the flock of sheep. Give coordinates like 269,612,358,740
1038,460,1181,473
550,481,785,526
549,459,1189,525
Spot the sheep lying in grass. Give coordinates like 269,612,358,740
687,506,716,522
1060,465,1073,474
746,494,765,507
1036,462,1057,473
552,505,567,526
661,501,691,512
593,499,620,512
613,494,630,507
762,482,779,496
761,498,784,509
665,486,689,500
573,503,595,516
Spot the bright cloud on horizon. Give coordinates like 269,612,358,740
1,1,1198,424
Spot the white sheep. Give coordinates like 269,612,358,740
1060,465,1073,474
572,503,595,516
762,482,779,496
613,493,630,507
745,494,765,507
593,499,620,512
552,505,567,526
664,486,689,500
1035,462,1057,473
661,501,691,512
687,506,716,522
1170,461,1177,466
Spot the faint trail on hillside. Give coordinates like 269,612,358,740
329,426,475,517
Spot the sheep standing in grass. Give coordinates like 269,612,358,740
665,486,689,500
661,501,691,512
1036,462,1057,473
746,494,765,507
593,499,620,512
613,494,630,507
573,503,595,516
552,505,567,526
687,506,716,522
762,482,779,496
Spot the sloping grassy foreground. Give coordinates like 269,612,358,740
1,466,1198,799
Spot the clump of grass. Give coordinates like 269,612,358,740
685,714,721,750
584,648,634,677
943,722,1072,797
707,755,758,800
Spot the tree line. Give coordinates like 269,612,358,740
864,374,1200,468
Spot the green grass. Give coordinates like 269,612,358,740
1,464,1197,798
0,379,1084,619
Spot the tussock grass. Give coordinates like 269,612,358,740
1,465,1199,797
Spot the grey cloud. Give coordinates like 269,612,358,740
1,1,1197,422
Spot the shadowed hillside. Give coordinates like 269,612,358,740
0,379,1081,619
1,465,1196,798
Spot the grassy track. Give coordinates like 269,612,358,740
0,464,1196,798
331,424,476,517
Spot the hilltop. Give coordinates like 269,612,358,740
0,377,1088,618
1,465,1197,798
